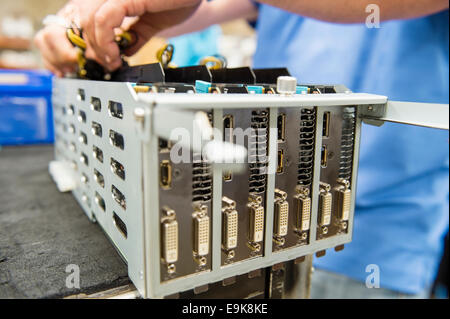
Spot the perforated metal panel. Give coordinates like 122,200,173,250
53,80,147,295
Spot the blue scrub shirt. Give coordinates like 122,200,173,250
253,5,449,294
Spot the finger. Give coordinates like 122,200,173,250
35,27,78,68
122,18,159,57
35,31,60,75
94,0,147,69
120,16,139,31
38,36,67,72
79,0,108,65
41,29,78,70
46,31,78,65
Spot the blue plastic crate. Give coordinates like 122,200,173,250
0,69,53,145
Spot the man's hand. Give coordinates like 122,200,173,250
79,0,201,71
34,25,78,77
34,0,201,75
34,1,80,77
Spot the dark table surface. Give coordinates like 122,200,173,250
0,145,129,298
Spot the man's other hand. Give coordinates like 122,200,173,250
79,0,201,71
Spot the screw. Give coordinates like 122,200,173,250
276,76,297,95
167,264,176,274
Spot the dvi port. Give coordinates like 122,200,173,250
193,206,210,257
161,207,178,264
273,189,288,238
248,195,264,243
335,179,351,221
222,197,238,250
319,182,332,227
294,195,311,232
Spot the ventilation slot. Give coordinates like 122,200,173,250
94,169,105,188
339,107,356,182
81,173,89,184
192,154,212,203
68,104,75,115
91,121,102,137
90,97,101,112
248,110,268,194
93,145,103,163
297,108,316,189
112,185,126,210
78,110,86,123
108,101,123,119
77,89,85,101
109,130,124,150
95,192,105,211
111,158,125,180
80,152,89,166
113,212,127,238
79,131,87,144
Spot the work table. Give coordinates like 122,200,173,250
0,145,130,298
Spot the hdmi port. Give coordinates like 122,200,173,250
321,145,328,168
160,160,172,189
277,149,284,174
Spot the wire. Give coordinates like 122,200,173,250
65,25,135,79
199,55,227,70
156,44,174,67
66,28,86,50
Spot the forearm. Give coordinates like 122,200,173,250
257,0,449,23
158,0,257,38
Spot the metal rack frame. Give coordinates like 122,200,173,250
52,77,447,298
